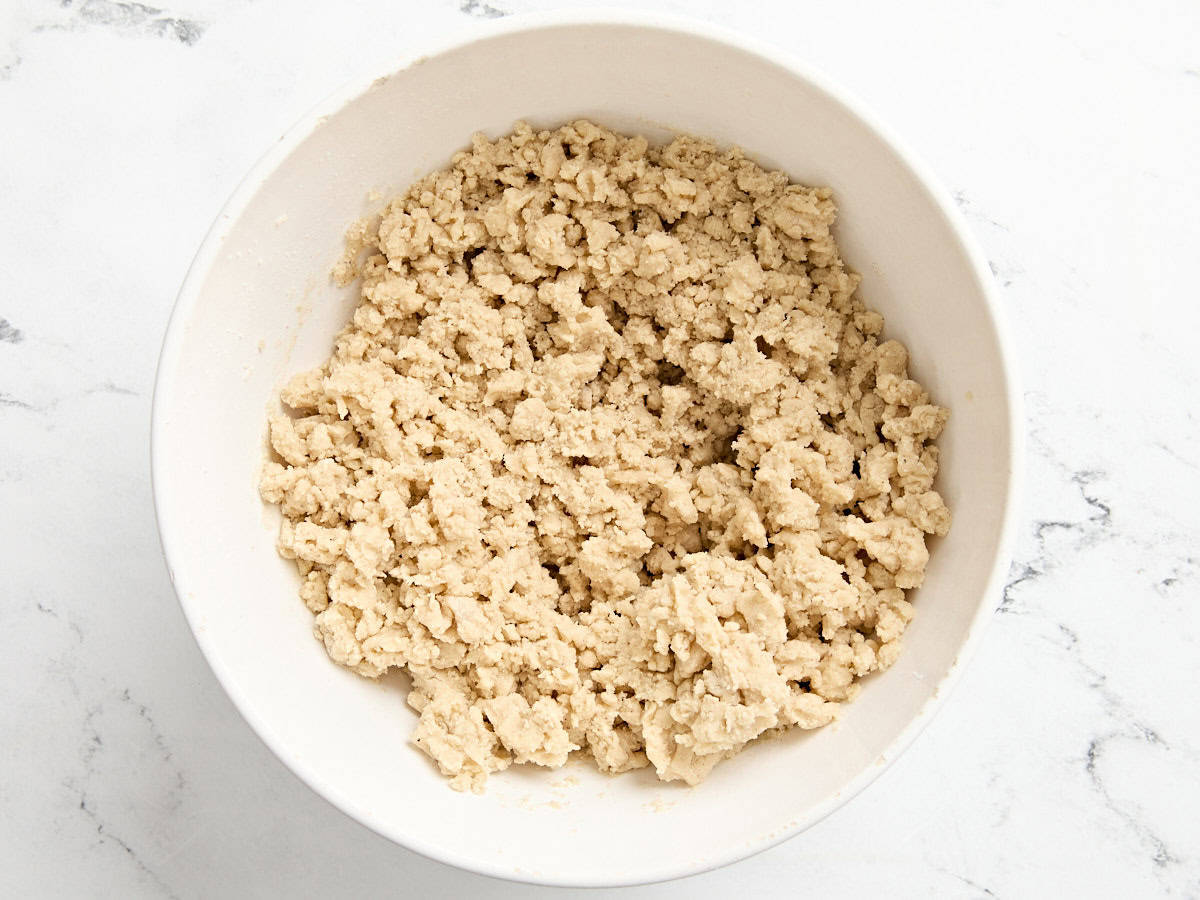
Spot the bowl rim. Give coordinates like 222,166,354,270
151,7,1024,888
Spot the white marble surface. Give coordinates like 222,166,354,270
2,0,1198,896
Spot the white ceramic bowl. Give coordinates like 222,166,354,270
152,11,1020,887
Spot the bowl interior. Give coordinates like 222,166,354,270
153,19,1015,886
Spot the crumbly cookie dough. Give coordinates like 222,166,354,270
260,121,950,792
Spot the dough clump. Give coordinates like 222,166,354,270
261,121,950,791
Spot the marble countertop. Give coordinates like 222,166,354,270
2,0,1197,895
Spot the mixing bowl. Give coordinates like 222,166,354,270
152,10,1021,886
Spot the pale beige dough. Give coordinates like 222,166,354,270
260,121,950,792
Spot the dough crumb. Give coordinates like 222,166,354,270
261,121,950,792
